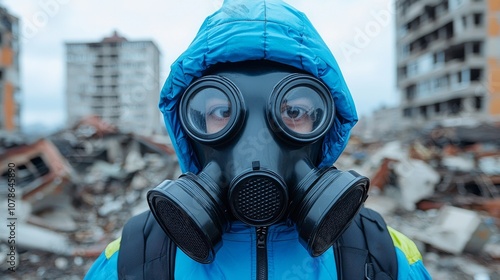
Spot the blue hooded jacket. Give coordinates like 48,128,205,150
159,0,357,174
84,1,432,279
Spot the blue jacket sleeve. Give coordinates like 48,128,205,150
390,227,432,280
395,248,432,279
83,240,120,280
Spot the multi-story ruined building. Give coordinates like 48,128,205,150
0,6,20,132
396,0,500,126
65,31,161,135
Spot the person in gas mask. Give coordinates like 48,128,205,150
85,0,432,279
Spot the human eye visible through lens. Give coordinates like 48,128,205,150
205,98,231,133
280,97,314,133
208,104,231,120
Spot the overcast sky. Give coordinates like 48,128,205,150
2,0,398,132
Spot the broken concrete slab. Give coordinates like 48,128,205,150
479,156,500,175
393,159,440,211
417,205,494,255
441,155,476,172
27,208,78,232
0,222,74,256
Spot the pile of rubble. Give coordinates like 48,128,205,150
0,116,180,279
338,121,500,279
1,116,500,279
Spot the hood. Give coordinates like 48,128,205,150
159,0,358,173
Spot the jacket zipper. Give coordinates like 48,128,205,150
256,226,268,280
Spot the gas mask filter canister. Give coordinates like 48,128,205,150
147,67,369,263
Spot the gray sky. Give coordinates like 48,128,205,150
2,0,398,132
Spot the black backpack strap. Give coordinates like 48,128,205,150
334,207,398,280
360,208,398,280
118,210,176,280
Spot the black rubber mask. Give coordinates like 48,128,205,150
147,63,369,263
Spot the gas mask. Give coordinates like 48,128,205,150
147,63,369,263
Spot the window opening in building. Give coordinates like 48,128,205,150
403,107,413,118
434,102,441,113
473,13,483,26
16,164,35,188
399,65,408,78
472,41,482,54
448,98,463,115
433,51,445,65
445,22,454,39
420,105,428,119
30,156,50,177
424,5,436,21
474,96,483,110
470,68,482,81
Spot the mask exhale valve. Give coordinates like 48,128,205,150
228,161,288,226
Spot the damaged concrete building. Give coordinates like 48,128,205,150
395,0,500,127
65,31,163,136
0,6,21,133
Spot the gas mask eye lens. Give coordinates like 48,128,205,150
281,88,322,134
269,74,334,144
180,76,245,144
187,89,231,134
